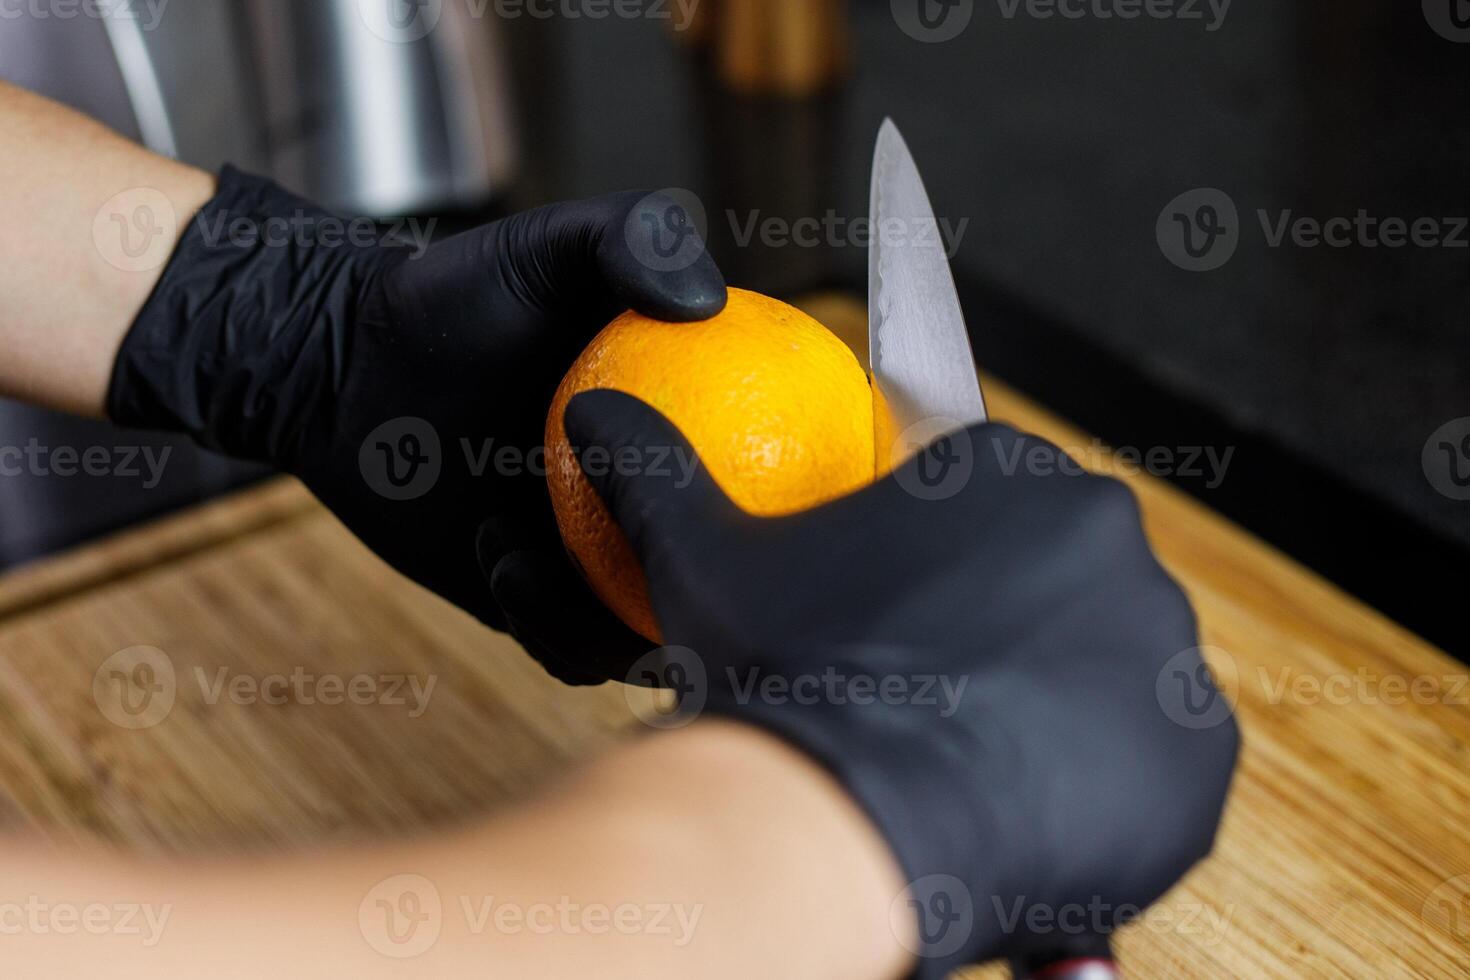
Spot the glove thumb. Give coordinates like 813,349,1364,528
601,189,727,322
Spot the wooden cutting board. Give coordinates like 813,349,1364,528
0,296,1466,977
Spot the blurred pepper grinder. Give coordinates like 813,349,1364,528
687,0,851,96
679,1,852,297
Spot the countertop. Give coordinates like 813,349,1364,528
1,296,1466,977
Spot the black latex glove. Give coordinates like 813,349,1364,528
108,167,725,684
563,389,1240,978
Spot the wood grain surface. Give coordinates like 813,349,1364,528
0,296,1466,977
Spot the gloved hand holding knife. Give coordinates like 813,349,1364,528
538,121,1238,976
559,387,1239,977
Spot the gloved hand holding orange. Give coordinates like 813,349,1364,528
546,288,876,642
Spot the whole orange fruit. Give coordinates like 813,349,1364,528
546,288,875,642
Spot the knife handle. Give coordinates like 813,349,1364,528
1009,934,1118,980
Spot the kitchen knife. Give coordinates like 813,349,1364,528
866,118,1121,980
867,117,987,470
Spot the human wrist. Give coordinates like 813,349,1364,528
597,720,916,980
105,166,379,463
699,680,1006,976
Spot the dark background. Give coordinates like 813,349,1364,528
500,0,1470,655
2,0,1466,655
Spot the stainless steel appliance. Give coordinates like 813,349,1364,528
0,0,516,568
246,0,517,214
0,0,517,215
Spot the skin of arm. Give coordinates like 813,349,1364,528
0,79,213,417
0,80,917,976
1,720,915,979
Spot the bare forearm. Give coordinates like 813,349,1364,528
1,721,913,979
0,79,214,417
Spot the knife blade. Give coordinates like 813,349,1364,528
867,118,987,471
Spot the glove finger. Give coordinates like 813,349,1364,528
475,508,559,568
505,619,606,687
490,548,655,684
562,389,741,567
468,593,511,634
474,520,604,684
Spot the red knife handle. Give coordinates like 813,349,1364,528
1010,934,1118,980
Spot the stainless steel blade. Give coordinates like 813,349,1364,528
868,118,986,466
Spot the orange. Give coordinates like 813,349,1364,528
546,288,875,642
